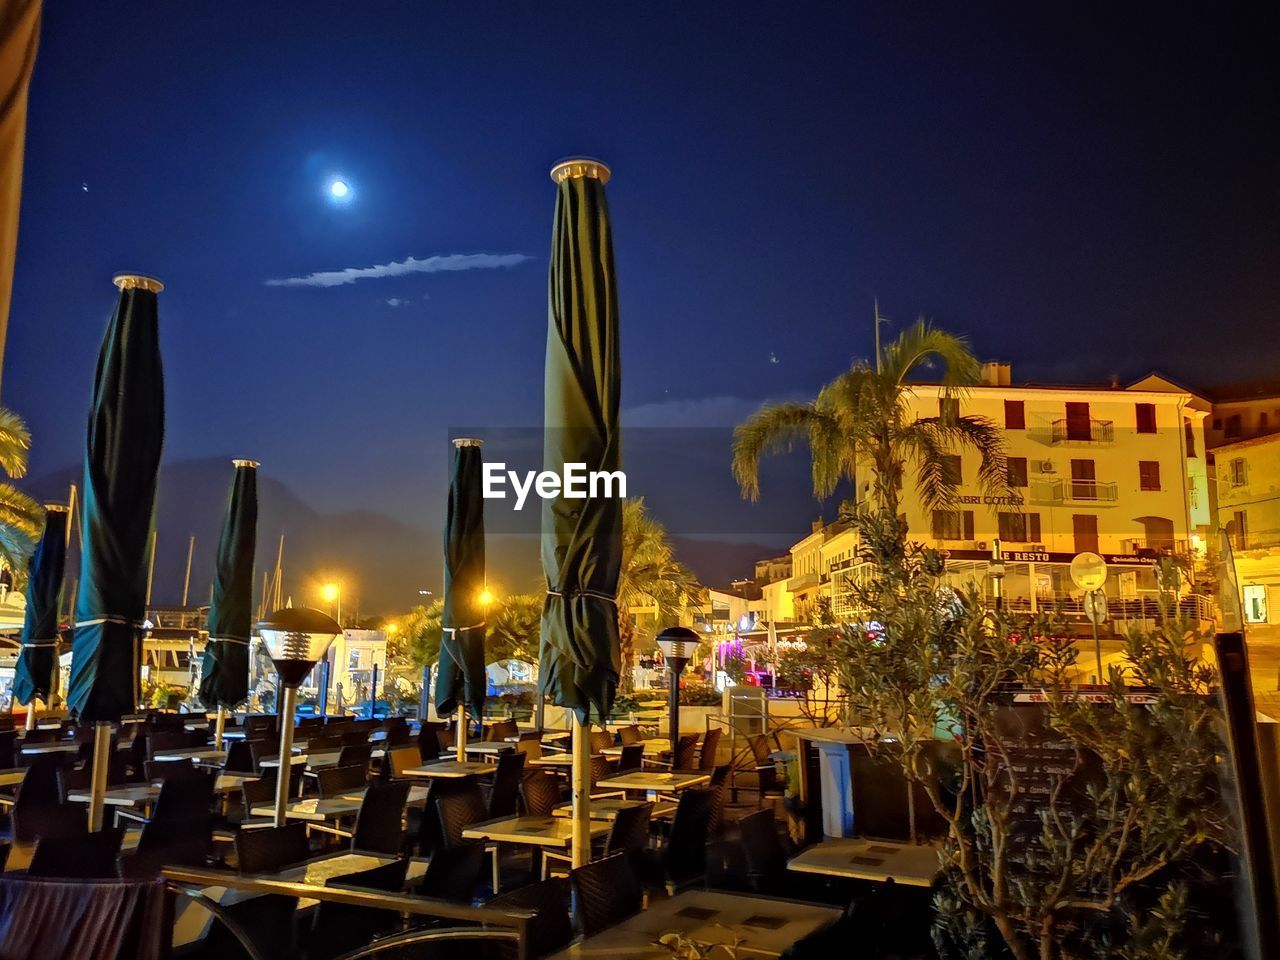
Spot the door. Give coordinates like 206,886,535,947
1065,402,1092,441
1070,459,1096,500
1072,514,1099,553
1243,584,1268,624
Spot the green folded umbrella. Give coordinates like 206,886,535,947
199,459,258,709
68,275,165,722
435,438,487,721
12,505,68,705
539,159,623,724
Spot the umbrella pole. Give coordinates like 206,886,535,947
214,707,227,750
273,686,298,826
571,713,591,868
456,704,467,762
24,699,37,731
88,721,112,831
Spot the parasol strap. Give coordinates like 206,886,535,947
546,588,617,605
74,615,144,629
442,623,486,635
207,636,250,646
18,638,59,648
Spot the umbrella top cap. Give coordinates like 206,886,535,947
232,459,260,469
453,438,484,448
257,606,341,636
112,274,164,293
550,158,611,185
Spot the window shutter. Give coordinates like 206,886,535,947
963,511,975,540
1028,513,1041,542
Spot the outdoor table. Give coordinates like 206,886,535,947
339,784,429,806
529,753,601,770
68,775,261,810
787,837,941,887
220,729,247,740
258,749,335,770
0,768,27,788
152,747,228,763
464,814,612,890
250,796,364,823
19,742,79,755
457,741,514,756
594,770,710,799
601,738,668,758
402,760,497,779
551,797,675,821
546,889,841,958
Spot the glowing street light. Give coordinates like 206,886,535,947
478,587,495,608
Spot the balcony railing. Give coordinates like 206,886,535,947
1228,529,1280,552
786,571,821,592
1031,478,1119,504
1119,538,1192,557
1050,418,1115,444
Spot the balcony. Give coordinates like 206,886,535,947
786,571,821,593
1119,538,1192,558
1228,529,1280,553
1031,478,1118,505
1049,418,1114,444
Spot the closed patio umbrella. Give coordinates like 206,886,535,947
12,502,67,726
198,459,258,747
435,437,487,760
67,274,165,830
540,158,623,866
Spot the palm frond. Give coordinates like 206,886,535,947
899,420,954,513
731,402,836,501
947,415,1010,501
0,482,44,539
879,318,982,391
900,415,1008,513
0,407,32,479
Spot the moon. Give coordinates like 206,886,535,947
328,178,350,199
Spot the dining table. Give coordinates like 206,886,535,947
545,889,840,958
401,760,497,779
594,770,710,799
787,837,942,887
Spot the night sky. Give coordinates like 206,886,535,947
3,4,1277,600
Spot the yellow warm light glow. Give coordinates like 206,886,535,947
320,582,340,603
478,588,495,607
385,622,399,634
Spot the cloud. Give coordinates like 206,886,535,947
265,252,532,288
385,297,406,307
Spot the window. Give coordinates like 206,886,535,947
931,509,974,541
1228,458,1248,487
1006,456,1028,488
1064,402,1092,441
1225,414,1242,439
1138,461,1161,491
998,511,1041,542
1139,516,1174,550
1070,459,1096,499
1072,514,1099,553
1004,400,1026,429
1212,418,1222,430
348,650,361,670
940,455,962,486
939,397,959,424
1184,418,1196,457
1135,403,1157,434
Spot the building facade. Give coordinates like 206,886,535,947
755,367,1212,630
1215,432,1280,624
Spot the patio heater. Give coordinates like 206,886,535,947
257,607,341,825
657,626,699,754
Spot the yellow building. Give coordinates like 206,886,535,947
1215,432,1280,624
758,365,1213,627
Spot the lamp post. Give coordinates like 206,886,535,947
321,582,342,626
657,626,699,754
988,538,1005,612
257,606,341,826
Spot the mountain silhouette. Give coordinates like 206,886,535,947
23,457,776,616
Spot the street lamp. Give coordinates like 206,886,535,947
320,581,342,625
257,606,341,825
656,626,700,757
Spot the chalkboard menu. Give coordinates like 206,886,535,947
992,698,1100,835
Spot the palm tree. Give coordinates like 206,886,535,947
732,318,1007,519
617,498,703,691
488,593,542,663
0,406,43,583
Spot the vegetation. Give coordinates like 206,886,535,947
486,593,542,663
769,596,844,725
732,318,1007,516
841,505,1237,959
0,407,43,583
617,498,703,691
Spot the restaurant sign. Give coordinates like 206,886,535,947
940,549,1157,566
